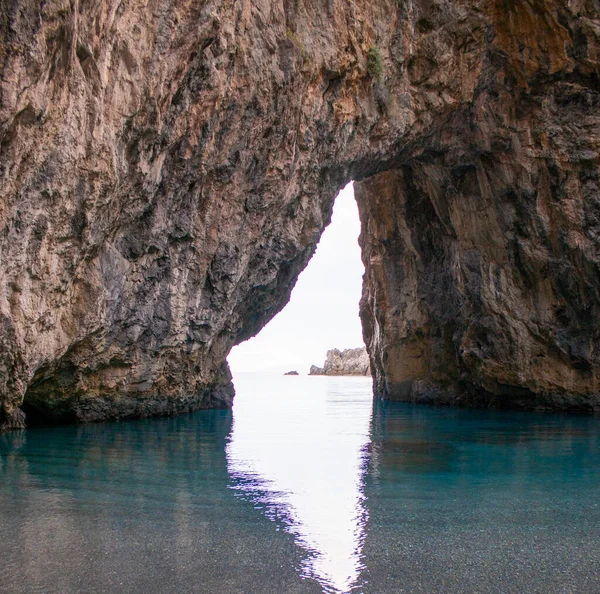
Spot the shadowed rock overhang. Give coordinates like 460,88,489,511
1,0,600,430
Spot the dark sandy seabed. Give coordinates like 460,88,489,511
1,373,599,594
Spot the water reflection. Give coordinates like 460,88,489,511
227,374,373,593
0,410,321,594
2,377,600,594
362,400,600,593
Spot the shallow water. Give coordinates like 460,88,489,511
1,373,599,593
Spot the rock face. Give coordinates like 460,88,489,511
1,0,600,429
309,348,370,376
355,3,600,413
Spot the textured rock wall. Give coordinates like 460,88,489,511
1,0,600,428
309,347,370,376
356,1,600,412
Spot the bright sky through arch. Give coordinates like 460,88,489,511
227,183,365,373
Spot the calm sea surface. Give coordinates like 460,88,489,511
1,373,599,594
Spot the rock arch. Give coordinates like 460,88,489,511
1,0,599,429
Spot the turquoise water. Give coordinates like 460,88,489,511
1,373,599,593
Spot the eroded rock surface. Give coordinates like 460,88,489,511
1,0,600,428
309,347,370,376
356,4,600,412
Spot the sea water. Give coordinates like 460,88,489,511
1,373,599,593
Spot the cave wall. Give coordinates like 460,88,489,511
1,0,600,429
356,1,600,412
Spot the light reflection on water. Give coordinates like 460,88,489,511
226,373,373,594
1,373,600,593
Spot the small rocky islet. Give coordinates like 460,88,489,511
309,347,371,377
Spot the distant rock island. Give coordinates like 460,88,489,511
309,348,370,377
284,371,299,376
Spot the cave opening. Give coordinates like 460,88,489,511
19,401,78,428
20,369,80,428
225,182,373,591
228,183,366,375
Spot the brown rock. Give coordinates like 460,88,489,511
1,0,599,429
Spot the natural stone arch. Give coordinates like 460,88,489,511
1,0,599,429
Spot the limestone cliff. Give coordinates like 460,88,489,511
1,0,600,429
310,347,370,376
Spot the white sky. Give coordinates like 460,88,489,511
228,183,365,373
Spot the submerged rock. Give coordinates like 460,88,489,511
1,0,600,429
309,348,370,377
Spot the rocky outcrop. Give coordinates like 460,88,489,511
1,0,600,429
356,4,600,413
310,348,371,376
284,370,299,376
